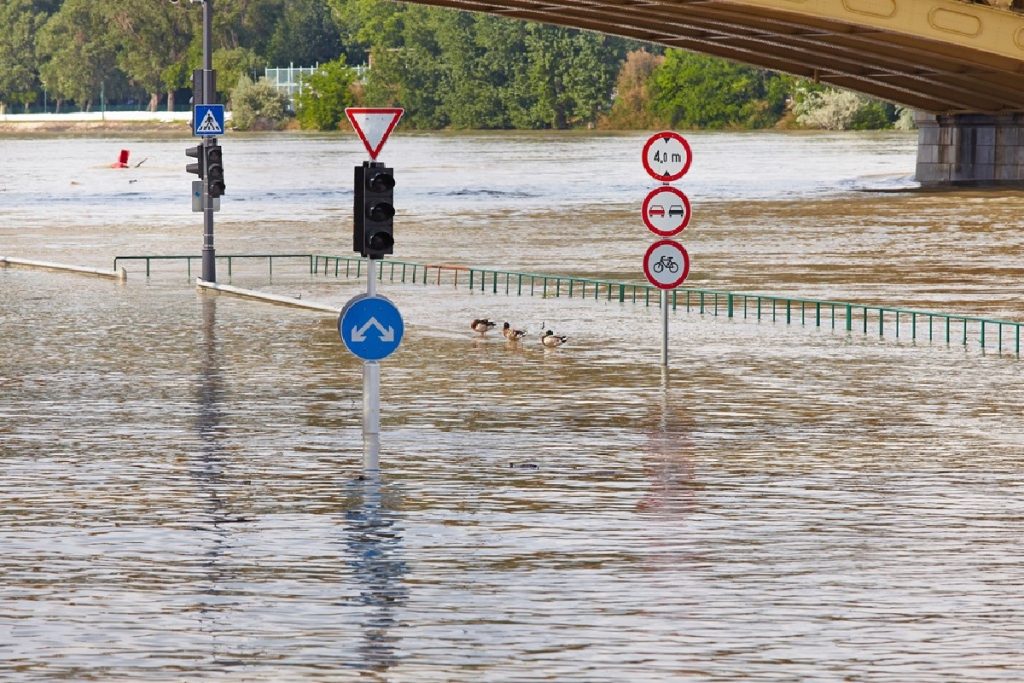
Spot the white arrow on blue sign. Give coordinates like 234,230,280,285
339,294,404,361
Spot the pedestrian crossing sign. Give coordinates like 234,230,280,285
194,104,225,137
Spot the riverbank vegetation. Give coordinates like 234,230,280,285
2,0,913,132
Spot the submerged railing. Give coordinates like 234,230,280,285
113,253,1024,356
310,255,1023,356
114,254,315,279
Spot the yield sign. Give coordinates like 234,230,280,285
345,107,404,160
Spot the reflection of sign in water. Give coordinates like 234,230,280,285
642,131,692,182
642,186,691,236
643,239,690,289
339,294,404,361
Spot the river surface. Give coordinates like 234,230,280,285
1,130,1023,681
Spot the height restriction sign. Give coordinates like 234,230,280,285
642,131,692,182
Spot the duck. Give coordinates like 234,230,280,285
471,318,496,334
502,322,527,341
540,329,568,348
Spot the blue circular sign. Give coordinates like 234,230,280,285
338,294,404,361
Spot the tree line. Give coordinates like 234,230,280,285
0,0,910,130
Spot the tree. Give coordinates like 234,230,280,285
602,49,666,129
294,57,357,130
650,50,789,129
266,0,343,67
102,1,197,111
0,0,46,113
37,0,118,111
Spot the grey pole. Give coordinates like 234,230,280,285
661,290,669,367
364,257,381,470
200,0,217,284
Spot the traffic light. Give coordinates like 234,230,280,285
186,144,203,178
361,162,395,259
205,142,225,198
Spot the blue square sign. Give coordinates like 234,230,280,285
194,104,225,137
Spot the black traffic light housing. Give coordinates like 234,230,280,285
353,161,395,259
205,141,225,199
186,144,203,178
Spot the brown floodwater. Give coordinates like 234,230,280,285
1,130,1023,681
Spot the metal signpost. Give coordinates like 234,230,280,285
341,107,405,470
642,132,693,367
182,0,224,284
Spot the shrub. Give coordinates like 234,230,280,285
294,57,358,131
230,75,291,131
794,87,895,130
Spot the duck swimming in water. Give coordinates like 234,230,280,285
471,318,496,334
540,329,568,347
502,322,526,341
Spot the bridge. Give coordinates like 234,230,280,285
405,0,1024,185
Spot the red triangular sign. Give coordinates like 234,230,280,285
345,107,404,160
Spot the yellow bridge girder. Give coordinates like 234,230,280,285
404,0,1024,113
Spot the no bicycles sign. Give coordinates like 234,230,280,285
643,239,690,290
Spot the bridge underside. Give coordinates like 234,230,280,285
405,0,1024,113
403,0,1024,183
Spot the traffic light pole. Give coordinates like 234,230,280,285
364,257,380,471
200,0,216,283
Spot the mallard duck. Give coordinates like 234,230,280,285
541,329,568,347
502,322,526,341
471,318,496,334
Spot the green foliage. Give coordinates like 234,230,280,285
294,57,357,130
793,86,895,130
214,47,262,97
266,0,342,66
0,0,47,111
230,75,292,131
36,0,116,109
602,49,665,129
650,50,789,129
8,0,908,131
331,1,628,130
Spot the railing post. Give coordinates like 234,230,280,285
618,284,625,303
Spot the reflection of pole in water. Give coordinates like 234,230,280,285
637,367,697,515
192,296,235,664
344,473,407,675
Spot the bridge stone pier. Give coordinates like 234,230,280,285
916,113,1024,186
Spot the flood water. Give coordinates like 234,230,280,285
2,130,1024,681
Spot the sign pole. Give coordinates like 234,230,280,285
341,106,404,473
364,257,380,470
201,0,216,283
661,290,669,367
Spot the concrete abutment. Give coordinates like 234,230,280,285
915,112,1024,186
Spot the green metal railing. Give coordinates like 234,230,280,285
311,255,1023,356
113,253,1024,356
114,254,316,279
